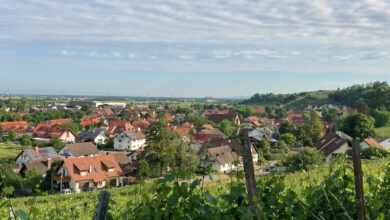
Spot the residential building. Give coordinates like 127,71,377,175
77,131,107,145
199,145,239,172
375,137,390,150
0,121,31,137
314,131,352,162
15,147,61,166
54,155,123,193
360,138,386,150
114,131,146,151
58,142,100,159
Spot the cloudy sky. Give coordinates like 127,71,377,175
1,0,390,97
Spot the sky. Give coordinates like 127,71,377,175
1,0,390,98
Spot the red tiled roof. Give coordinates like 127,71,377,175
253,108,265,114
0,121,30,133
363,138,386,150
63,155,122,183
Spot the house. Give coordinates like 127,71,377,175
54,155,123,193
58,142,100,159
111,152,135,176
375,137,390,150
76,131,107,145
243,116,261,127
80,115,101,127
19,158,58,177
114,131,146,151
171,122,194,141
199,145,239,172
314,131,352,162
33,126,76,143
360,138,386,150
127,147,144,162
15,147,61,166
204,110,240,125
0,121,31,137
106,121,135,138
191,128,227,151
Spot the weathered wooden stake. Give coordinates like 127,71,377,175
351,139,365,220
93,191,111,220
240,130,262,220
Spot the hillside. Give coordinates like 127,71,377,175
243,81,390,110
242,90,331,109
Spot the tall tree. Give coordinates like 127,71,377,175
8,129,16,141
337,112,376,140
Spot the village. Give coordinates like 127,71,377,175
1,97,389,196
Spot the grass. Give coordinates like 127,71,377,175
0,142,28,160
375,124,390,137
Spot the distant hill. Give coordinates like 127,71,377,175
243,81,390,110
242,90,331,110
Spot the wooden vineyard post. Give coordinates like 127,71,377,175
93,191,111,220
351,139,365,220
240,130,262,220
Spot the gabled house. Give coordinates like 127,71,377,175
76,131,107,145
360,138,386,150
0,121,32,137
375,137,390,150
19,158,58,178
114,131,146,151
15,147,61,167
191,128,227,152
54,155,123,193
80,115,101,127
58,142,100,159
204,110,240,125
171,122,194,142
314,131,352,162
199,145,239,172
33,126,76,143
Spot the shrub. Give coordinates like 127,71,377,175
284,147,324,171
361,147,389,159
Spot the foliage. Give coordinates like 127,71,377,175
373,109,390,128
8,129,16,141
20,135,32,146
322,105,340,123
279,133,296,148
0,126,3,141
329,81,390,110
59,122,81,135
218,119,235,137
145,112,199,177
276,140,289,153
337,112,376,140
279,120,295,135
361,147,389,159
235,106,254,118
284,147,325,171
187,113,215,127
274,107,287,119
23,167,42,193
0,162,22,195
50,136,65,152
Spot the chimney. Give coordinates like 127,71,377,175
35,146,39,153
47,158,52,169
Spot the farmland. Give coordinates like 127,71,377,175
0,143,27,160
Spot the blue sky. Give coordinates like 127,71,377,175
1,0,390,97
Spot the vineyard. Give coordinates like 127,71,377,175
1,158,389,219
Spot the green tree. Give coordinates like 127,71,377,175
0,162,22,193
280,133,296,148
219,120,234,137
105,138,114,149
16,99,28,113
265,106,273,115
81,105,92,115
373,109,390,127
279,120,295,135
276,140,289,153
284,147,324,171
8,129,16,141
20,135,32,146
0,126,3,142
357,101,370,116
309,110,323,142
50,136,65,151
60,122,80,135
275,107,287,119
337,112,376,140
23,167,42,193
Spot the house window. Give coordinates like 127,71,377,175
80,171,87,176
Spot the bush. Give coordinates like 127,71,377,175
264,153,285,161
284,147,324,171
361,147,389,159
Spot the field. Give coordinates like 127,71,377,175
0,143,27,160
375,124,390,137
8,158,389,219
